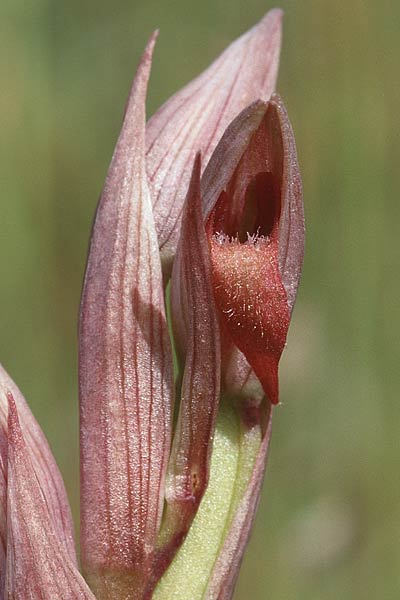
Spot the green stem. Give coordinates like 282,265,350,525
153,399,261,599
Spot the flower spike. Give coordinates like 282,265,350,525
0,10,304,599
146,9,283,276
79,33,174,598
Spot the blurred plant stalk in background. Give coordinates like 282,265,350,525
0,8,304,599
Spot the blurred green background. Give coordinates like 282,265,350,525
1,0,399,598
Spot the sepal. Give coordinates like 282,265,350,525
79,33,174,598
0,364,77,575
150,156,221,587
5,393,95,599
146,9,283,275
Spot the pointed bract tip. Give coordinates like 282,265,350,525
145,29,159,57
135,30,157,86
122,29,157,123
269,92,285,112
263,7,284,22
183,153,202,223
193,152,201,178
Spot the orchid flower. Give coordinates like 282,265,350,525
0,8,304,600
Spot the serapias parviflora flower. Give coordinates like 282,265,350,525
0,8,304,600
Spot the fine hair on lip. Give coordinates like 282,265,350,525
213,229,271,246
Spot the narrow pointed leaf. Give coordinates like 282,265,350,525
203,95,304,404
79,33,174,598
5,393,95,599
0,364,77,568
146,9,283,274
150,156,220,586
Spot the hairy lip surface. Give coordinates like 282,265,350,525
208,199,289,406
202,94,303,406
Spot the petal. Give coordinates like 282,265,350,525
146,9,283,275
79,33,174,598
5,393,95,599
273,95,305,312
149,156,221,587
202,94,304,310
0,364,77,570
203,96,304,404
205,406,273,600
201,100,267,219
